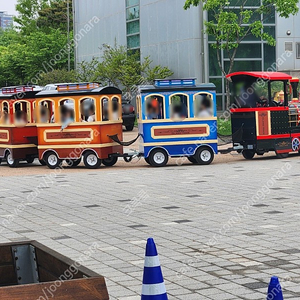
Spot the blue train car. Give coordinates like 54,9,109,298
136,79,218,167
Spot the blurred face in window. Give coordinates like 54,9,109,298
15,110,28,125
147,98,160,119
40,106,49,123
60,104,74,123
195,95,212,118
112,98,120,120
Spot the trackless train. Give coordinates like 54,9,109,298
0,71,299,169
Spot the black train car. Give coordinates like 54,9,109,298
227,71,300,159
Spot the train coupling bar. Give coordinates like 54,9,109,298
219,143,244,154
111,149,142,163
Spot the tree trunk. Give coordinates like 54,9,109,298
225,78,231,111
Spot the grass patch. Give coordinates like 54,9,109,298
217,118,232,136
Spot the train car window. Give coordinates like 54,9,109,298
194,94,213,118
170,94,188,120
112,97,121,121
0,102,9,124
80,98,96,122
59,99,75,130
101,97,109,121
38,100,54,123
145,95,164,120
14,101,30,125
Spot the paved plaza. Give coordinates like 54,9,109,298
0,154,300,299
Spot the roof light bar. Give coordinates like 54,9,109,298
57,83,100,92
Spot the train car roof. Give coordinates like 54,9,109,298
0,91,39,100
139,83,216,93
35,86,122,98
226,71,292,81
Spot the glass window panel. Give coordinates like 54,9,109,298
126,0,139,7
208,46,222,76
229,0,260,6
209,78,223,94
263,44,276,71
230,9,261,23
264,25,275,38
126,6,139,20
216,95,223,111
210,9,261,24
263,6,275,24
127,34,140,48
242,26,261,41
224,43,262,59
208,34,215,42
127,20,139,35
208,11,215,22
224,60,262,72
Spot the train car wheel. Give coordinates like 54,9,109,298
83,151,101,169
26,157,35,164
102,157,118,167
276,152,289,159
6,152,19,168
148,149,168,167
144,157,151,165
188,156,197,164
66,159,81,167
195,147,214,165
39,159,46,166
242,150,255,160
44,152,62,169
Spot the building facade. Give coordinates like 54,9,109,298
276,11,300,77
0,12,13,30
73,0,280,110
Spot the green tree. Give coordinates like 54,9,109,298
37,0,73,33
92,44,173,98
184,0,299,108
37,69,77,86
0,28,73,85
76,58,100,82
0,0,74,86
14,0,49,34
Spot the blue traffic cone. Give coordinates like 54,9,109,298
267,276,284,300
141,238,168,300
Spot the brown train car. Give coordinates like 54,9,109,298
35,84,123,169
0,87,39,167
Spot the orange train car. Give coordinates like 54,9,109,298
0,86,39,167
34,83,123,169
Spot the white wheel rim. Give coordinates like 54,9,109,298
48,154,58,166
87,154,98,166
201,150,211,162
292,138,300,151
7,154,14,165
153,152,166,164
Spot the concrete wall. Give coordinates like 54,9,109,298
73,0,126,63
276,7,300,74
73,0,204,82
139,0,203,82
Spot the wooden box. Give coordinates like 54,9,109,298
0,241,109,299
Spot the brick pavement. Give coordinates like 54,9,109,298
0,155,300,299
